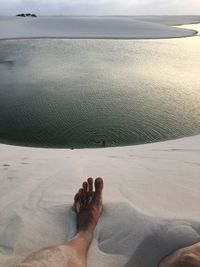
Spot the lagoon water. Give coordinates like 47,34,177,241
0,24,200,148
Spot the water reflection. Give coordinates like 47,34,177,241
0,24,200,148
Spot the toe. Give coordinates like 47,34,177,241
87,177,93,195
95,177,103,193
82,181,88,197
82,181,88,206
78,188,84,207
92,177,103,204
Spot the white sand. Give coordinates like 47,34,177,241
0,135,200,267
0,16,199,40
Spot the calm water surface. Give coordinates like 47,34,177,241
0,24,200,148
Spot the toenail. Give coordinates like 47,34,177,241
96,177,103,184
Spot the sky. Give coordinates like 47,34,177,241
1,0,200,16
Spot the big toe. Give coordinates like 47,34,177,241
95,177,103,192
94,177,103,201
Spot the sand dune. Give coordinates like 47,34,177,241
0,135,200,267
0,16,198,40
0,15,200,267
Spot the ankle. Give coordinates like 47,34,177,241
78,229,94,242
67,230,93,253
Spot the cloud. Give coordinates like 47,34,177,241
0,0,200,15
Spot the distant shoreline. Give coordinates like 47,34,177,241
0,28,198,41
0,16,198,40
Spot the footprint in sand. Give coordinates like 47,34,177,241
0,216,23,255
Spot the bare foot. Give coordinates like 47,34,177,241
73,177,103,234
159,242,200,267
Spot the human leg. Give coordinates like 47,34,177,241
18,177,103,267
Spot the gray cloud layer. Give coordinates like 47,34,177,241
1,0,200,15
